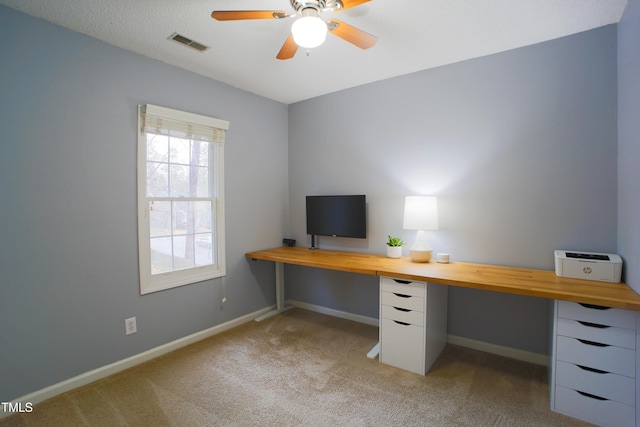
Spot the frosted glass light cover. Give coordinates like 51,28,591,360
291,16,327,48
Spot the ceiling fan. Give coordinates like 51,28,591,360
211,0,377,60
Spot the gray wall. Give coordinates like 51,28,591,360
618,0,640,292
0,7,288,401
287,25,619,355
617,2,640,422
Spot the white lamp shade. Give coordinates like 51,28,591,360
403,196,439,231
291,16,327,48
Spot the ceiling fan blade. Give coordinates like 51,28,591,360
328,20,377,50
277,34,298,60
337,0,372,11
211,10,288,21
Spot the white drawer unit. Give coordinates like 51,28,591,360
380,317,425,374
555,385,635,427
381,290,425,312
550,300,638,426
556,317,636,349
556,335,635,377
555,361,635,406
379,277,447,375
381,304,424,326
557,301,637,329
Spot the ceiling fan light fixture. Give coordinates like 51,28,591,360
291,11,327,48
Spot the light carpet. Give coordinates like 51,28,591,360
2,308,591,426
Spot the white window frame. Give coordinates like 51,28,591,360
137,104,229,295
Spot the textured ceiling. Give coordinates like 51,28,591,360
0,0,628,104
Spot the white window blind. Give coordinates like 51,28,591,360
141,104,229,143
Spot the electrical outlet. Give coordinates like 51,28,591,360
125,317,137,335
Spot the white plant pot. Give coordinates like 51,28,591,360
387,246,402,259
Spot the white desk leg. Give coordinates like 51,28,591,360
255,261,294,322
275,260,285,310
367,342,380,359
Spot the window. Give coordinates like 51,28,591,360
137,104,229,294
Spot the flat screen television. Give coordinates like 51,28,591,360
306,195,366,249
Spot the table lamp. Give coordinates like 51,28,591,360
403,196,439,262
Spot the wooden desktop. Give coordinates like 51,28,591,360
246,246,640,310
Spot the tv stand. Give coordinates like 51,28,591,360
309,235,318,250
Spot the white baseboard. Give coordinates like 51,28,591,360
1,305,275,419
447,335,548,366
289,300,548,366
288,299,379,326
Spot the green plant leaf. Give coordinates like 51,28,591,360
387,235,404,247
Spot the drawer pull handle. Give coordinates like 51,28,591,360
577,339,610,347
576,365,608,374
577,321,609,329
578,303,611,311
576,390,608,401
393,307,411,312
393,320,411,326
393,279,412,284
393,293,411,298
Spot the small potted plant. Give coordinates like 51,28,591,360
386,235,404,258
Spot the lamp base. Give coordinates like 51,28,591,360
409,230,433,263
409,249,433,263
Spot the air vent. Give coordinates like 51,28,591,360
168,33,209,52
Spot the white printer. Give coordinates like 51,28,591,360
554,250,623,283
